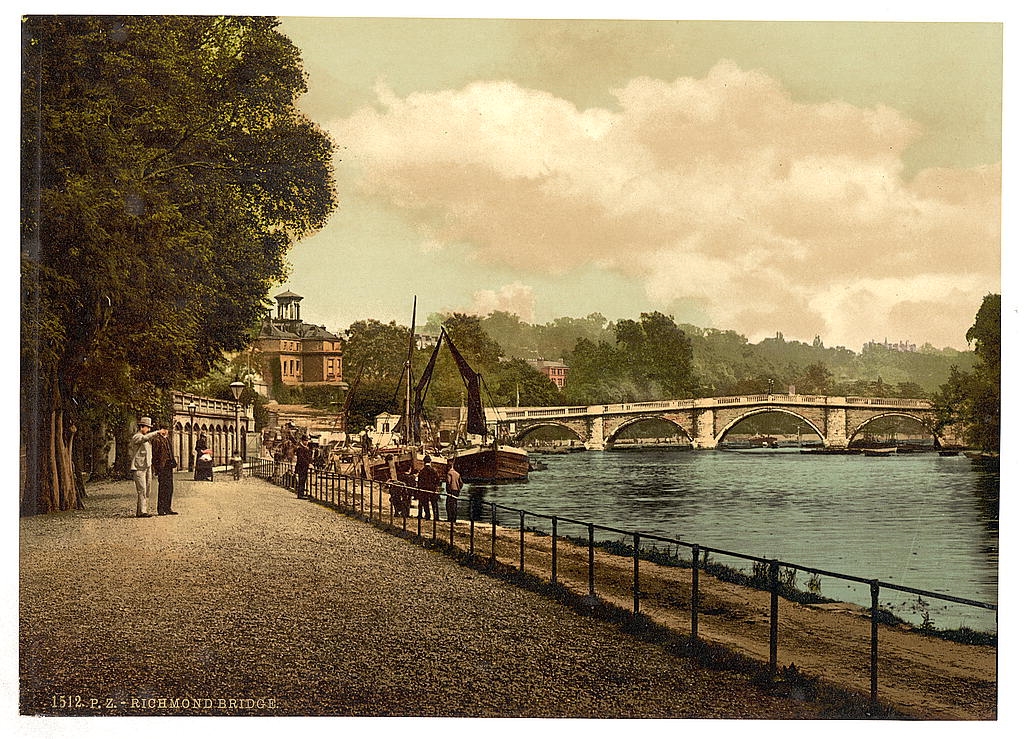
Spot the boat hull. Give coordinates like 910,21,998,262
452,445,530,482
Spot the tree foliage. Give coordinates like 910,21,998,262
21,16,336,513
342,319,411,385
559,312,695,404
933,294,1000,451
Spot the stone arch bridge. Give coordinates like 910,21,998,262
487,394,955,450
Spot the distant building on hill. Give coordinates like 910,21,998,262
254,290,345,392
523,358,569,388
414,332,440,350
863,338,918,353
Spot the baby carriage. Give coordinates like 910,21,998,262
194,449,214,481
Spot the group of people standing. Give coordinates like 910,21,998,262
128,416,178,517
386,456,463,522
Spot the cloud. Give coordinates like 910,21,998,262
330,61,1000,347
462,282,537,322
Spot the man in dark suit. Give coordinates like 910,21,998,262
152,421,179,515
294,436,313,498
417,456,441,520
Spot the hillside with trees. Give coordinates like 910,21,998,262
326,308,977,427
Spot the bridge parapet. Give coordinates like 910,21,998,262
492,396,936,450
492,396,932,422
842,396,932,409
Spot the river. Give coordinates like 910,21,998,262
466,448,999,634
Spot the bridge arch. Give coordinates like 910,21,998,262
714,408,826,447
512,421,587,445
848,412,939,445
604,414,693,445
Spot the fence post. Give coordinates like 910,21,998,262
871,579,880,706
691,544,700,644
519,510,525,573
633,532,641,616
490,503,497,565
588,523,595,598
769,560,779,677
551,517,558,585
360,477,365,518
470,513,475,556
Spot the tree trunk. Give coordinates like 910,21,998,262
21,384,84,515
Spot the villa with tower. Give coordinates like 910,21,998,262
254,290,345,391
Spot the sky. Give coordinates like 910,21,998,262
266,10,1003,352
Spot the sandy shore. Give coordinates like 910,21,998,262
21,473,830,719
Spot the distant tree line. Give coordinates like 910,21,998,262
325,307,983,434
475,310,976,404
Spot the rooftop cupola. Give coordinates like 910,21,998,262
274,290,303,322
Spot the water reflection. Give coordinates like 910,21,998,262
469,449,999,633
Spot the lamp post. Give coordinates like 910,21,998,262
187,401,197,471
768,378,775,396
230,380,244,462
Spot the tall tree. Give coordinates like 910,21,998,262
933,294,999,451
613,312,695,399
492,359,565,407
343,319,410,384
442,313,503,371
21,16,336,513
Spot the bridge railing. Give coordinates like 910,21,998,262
246,458,993,717
844,397,933,409
501,406,591,420
494,395,933,419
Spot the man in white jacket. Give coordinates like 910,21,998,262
128,416,164,518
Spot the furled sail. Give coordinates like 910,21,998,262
412,332,445,443
442,329,487,438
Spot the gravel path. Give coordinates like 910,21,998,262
20,473,822,718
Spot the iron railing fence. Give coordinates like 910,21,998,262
245,457,996,711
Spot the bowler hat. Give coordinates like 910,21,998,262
139,416,153,427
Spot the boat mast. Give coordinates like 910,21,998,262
405,296,416,444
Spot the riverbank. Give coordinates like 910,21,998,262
349,482,996,720
20,473,825,719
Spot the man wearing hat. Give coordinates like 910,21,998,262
416,456,441,521
152,420,179,515
128,416,165,518
293,435,313,499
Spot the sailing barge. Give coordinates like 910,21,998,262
412,325,529,482
356,304,529,483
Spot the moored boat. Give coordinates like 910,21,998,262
372,313,530,484
862,447,897,457
447,442,530,482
